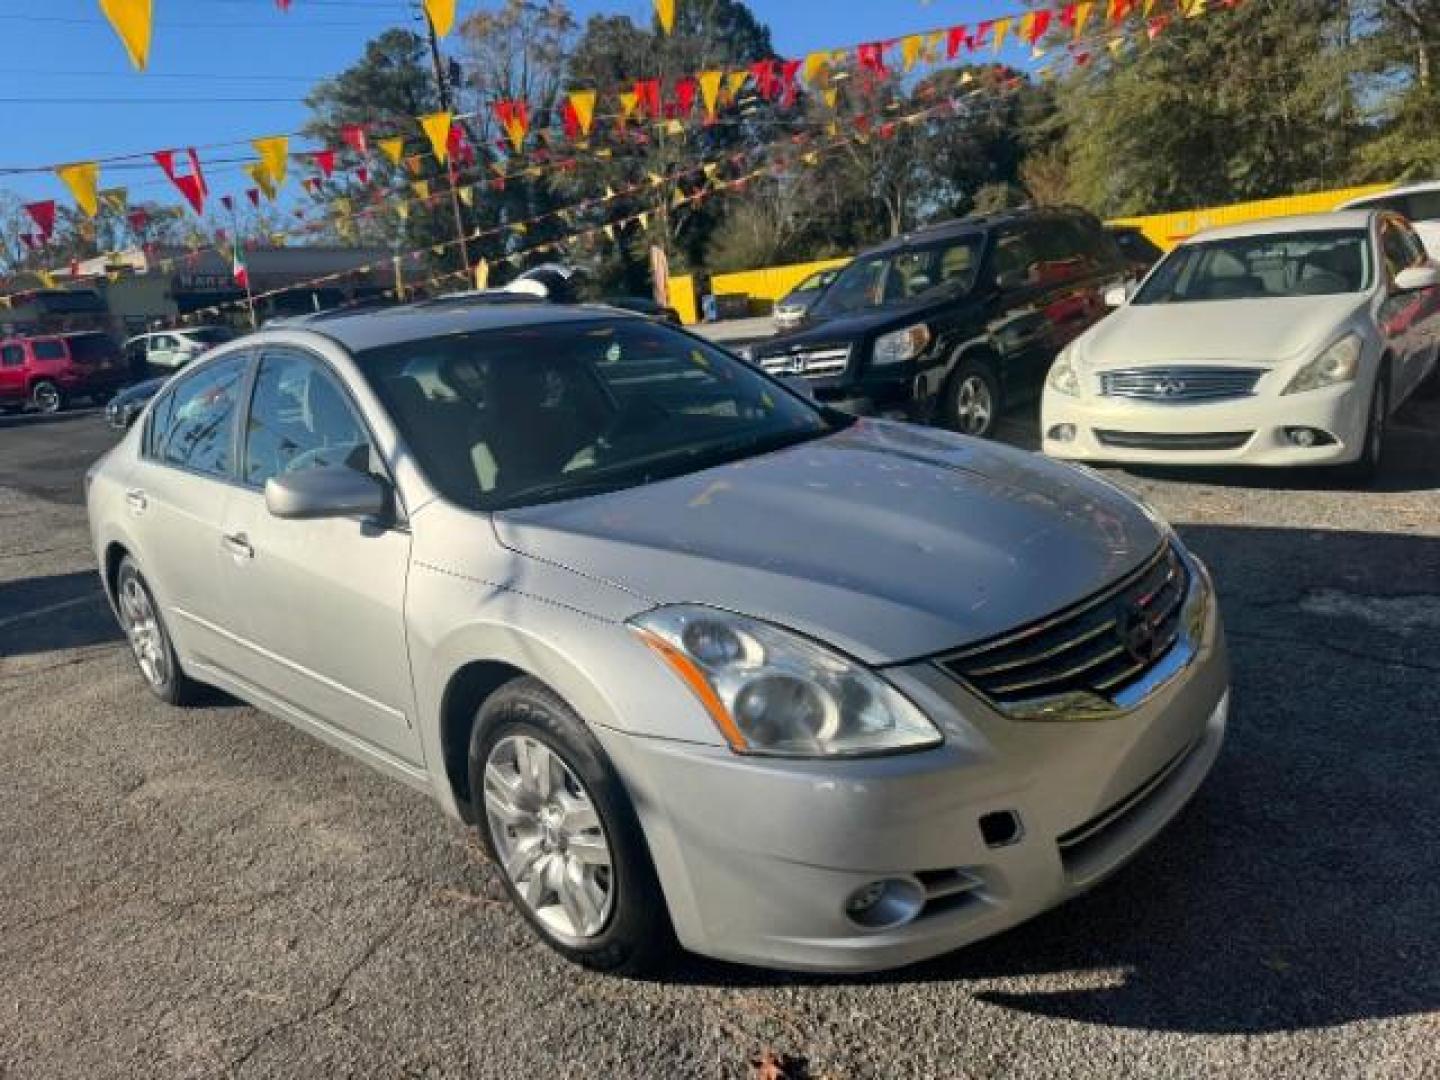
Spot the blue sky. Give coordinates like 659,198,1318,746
0,0,1014,206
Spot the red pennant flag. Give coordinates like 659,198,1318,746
1024,10,1052,44
749,60,779,100
355,165,370,186
154,149,208,215
341,123,368,156
19,234,41,252
946,26,970,59
127,209,150,233
276,0,292,9
673,77,697,116
778,59,803,107
635,78,662,118
313,149,336,178
561,98,583,140
857,42,889,78
246,189,261,208
23,200,56,242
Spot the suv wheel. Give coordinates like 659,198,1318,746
115,557,204,705
944,360,1002,438
470,678,674,975
31,380,63,415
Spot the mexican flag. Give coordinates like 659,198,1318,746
232,237,250,290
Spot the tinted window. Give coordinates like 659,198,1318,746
1135,230,1373,303
812,236,984,317
358,318,840,510
244,352,375,487
144,389,175,459
1381,222,1423,278
188,328,235,346
32,340,65,361
992,229,1043,290
1,345,23,368
67,334,117,365
156,354,247,478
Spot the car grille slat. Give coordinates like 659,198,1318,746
1099,366,1264,403
758,346,851,379
1095,430,1253,452
940,543,1190,709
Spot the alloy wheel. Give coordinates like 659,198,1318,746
483,734,615,943
32,383,61,415
118,574,168,689
953,374,994,435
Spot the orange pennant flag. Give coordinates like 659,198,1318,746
697,71,723,119
992,17,1013,51
802,52,829,86
98,0,152,71
56,162,101,217
252,136,289,191
378,137,406,165
423,0,455,38
420,111,452,165
900,34,924,72
653,0,675,34
1072,2,1096,36
568,91,597,137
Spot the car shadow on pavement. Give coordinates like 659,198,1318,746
667,525,1440,1037
0,408,104,431
0,570,121,657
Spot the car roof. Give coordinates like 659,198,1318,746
1185,211,1376,244
284,298,641,353
862,207,1091,255
1341,181,1440,206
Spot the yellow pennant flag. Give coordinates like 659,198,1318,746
619,92,639,124
56,162,101,217
474,258,490,290
1073,1,1096,36
653,0,675,34
724,70,749,103
252,136,289,191
412,180,431,200
99,187,128,213
423,0,455,38
458,186,475,208
98,0,152,71
900,34,924,73
405,155,426,177
823,87,839,110
245,162,277,201
568,91,597,137
378,137,406,165
697,71,723,119
924,31,946,63
396,202,411,222
993,17,1013,51
420,111,452,165
802,53,829,86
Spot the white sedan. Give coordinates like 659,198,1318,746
1041,211,1440,480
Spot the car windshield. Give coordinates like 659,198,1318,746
356,318,845,511
810,236,983,318
1134,230,1372,303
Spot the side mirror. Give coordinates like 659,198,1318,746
265,466,390,521
1104,285,1130,308
1394,265,1440,292
780,375,816,401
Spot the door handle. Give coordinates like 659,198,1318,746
125,489,147,513
221,532,255,560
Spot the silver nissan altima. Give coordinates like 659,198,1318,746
86,299,1229,974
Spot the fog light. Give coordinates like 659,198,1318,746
1284,426,1334,447
1047,424,1077,443
843,878,925,930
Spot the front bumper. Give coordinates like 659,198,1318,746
1041,381,1370,466
601,557,1229,972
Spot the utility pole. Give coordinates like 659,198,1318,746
417,2,473,278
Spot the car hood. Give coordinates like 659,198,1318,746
756,303,947,353
1078,295,1367,369
493,421,1160,664
112,377,166,405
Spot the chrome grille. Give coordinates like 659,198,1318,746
759,346,850,379
940,543,1189,708
1099,366,1264,403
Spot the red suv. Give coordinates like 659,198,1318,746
0,332,127,414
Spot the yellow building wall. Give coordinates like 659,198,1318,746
1108,183,1395,252
671,257,851,325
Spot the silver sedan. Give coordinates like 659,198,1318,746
86,300,1229,974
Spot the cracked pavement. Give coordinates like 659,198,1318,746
0,401,1437,1079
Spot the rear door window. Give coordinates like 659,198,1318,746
154,354,249,479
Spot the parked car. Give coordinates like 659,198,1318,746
0,332,127,414
124,326,237,375
745,208,1129,438
88,299,1228,975
105,375,168,431
1106,225,1166,280
1338,181,1440,258
772,266,842,332
1041,211,1440,480
602,296,682,325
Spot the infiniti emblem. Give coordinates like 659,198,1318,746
1153,377,1187,397
1116,603,1163,665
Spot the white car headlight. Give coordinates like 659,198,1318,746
1283,333,1362,395
872,324,932,366
631,606,942,758
1047,348,1081,397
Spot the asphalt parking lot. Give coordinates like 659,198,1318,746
1,401,1437,1079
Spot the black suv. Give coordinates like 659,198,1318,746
747,208,1128,437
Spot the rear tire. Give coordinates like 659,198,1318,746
1338,369,1388,486
1417,345,1440,398
469,677,675,975
30,380,63,415
115,557,205,706
942,358,1003,439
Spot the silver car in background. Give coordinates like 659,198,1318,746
86,300,1229,974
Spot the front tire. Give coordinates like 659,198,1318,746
943,359,1002,438
115,557,205,706
31,380,64,415
469,678,675,975
1339,369,1388,485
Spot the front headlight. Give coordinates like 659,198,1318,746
1046,348,1081,397
1283,333,1362,395
872,323,932,366
630,606,942,758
